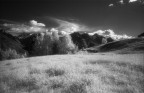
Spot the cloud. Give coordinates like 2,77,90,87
119,0,124,4
129,0,137,3
88,29,134,40
30,20,45,27
49,18,80,33
48,17,90,34
2,20,47,35
1,18,134,40
2,18,91,36
109,4,114,7
119,0,143,4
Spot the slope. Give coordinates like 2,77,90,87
86,38,144,53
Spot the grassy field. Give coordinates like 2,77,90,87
0,53,144,93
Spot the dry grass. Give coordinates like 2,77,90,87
0,53,144,93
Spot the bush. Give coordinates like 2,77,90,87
0,48,27,60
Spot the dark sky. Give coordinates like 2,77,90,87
0,0,144,36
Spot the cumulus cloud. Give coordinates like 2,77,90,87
2,18,89,36
115,0,143,5
88,29,134,40
109,4,114,7
30,20,45,27
129,0,138,2
2,20,47,35
1,18,134,40
119,0,124,4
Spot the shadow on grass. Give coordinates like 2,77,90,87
5,63,11,66
86,60,144,93
62,81,90,93
45,68,65,77
29,68,41,75
111,88,135,93
130,64,144,74
86,60,144,74
48,78,92,93
85,60,112,66
48,79,64,89
84,69,101,75
0,75,39,92
112,62,144,74
100,75,128,86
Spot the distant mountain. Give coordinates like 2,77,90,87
138,32,144,38
0,29,25,53
17,31,115,54
18,33,38,55
0,29,27,60
70,32,115,49
86,38,144,53
1,19,140,57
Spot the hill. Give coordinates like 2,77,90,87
86,38,144,53
0,29,27,60
138,32,144,38
70,32,114,49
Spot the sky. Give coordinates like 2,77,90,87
0,0,144,37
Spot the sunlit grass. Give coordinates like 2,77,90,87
0,53,143,93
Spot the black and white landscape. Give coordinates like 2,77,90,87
0,0,144,93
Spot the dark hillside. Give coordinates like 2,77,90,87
138,32,144,38
70,32,114,50
0,29,25,53
86,38,144,53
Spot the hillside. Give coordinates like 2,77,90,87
138,32,144,38
86,38,144,53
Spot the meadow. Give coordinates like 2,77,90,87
0,53,144,93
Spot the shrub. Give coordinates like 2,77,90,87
0,48,27,60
